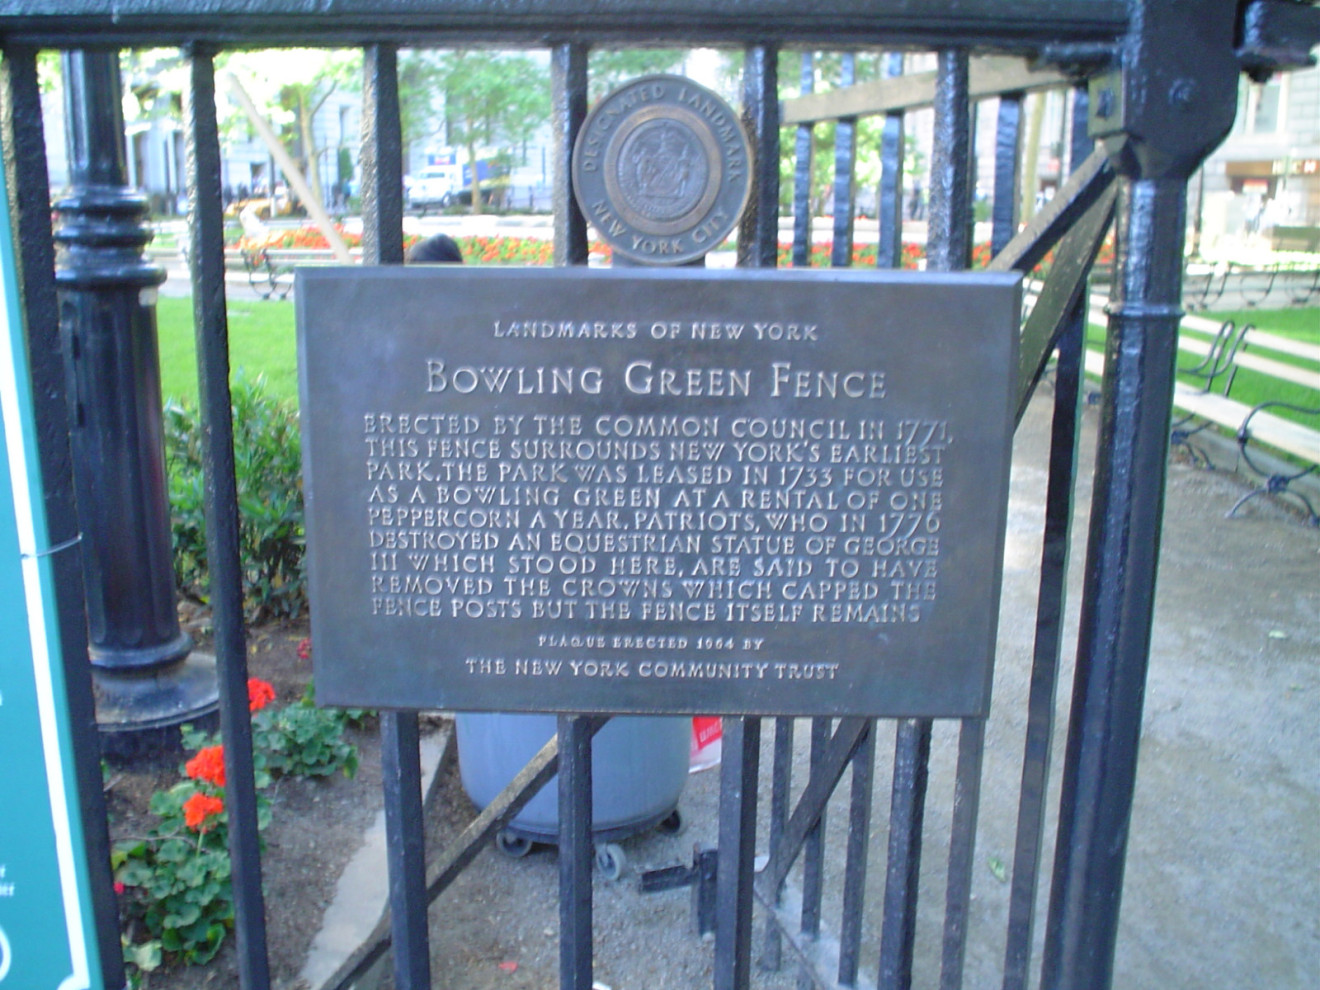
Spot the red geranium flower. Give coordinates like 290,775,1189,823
183,792,225,831
296,637,312,661
185,745,226,788
248,677,277,712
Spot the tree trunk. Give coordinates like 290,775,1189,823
300,91,324,208
466,137,483,215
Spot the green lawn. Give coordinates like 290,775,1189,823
155,292,1317,430
1084,305,1319,426
157,296,298,404
1202,306,1319,345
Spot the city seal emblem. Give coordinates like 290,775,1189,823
572,75,752,265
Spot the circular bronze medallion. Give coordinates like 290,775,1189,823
573,75,752,265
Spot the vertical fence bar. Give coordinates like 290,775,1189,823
792,53,815,268
183,46,271,990
559,714,595,990
361,44,431,987
1001,84,1091,990
930,48,979,990
831,54,857,267
381,713,430,989
738,43,780,268
715,716,761,990
762,715,796,971
991,93,1024,257
927,49,972,272
837,719,875,987
797,717,832,988
1,44,126,990
552,44,589,266
965,100,980,265
940,719,986,989
1041,172,1190,990
878,718,931,990
361,43,406,266
876,52,906,270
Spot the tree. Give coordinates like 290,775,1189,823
424,51,549,214
588,49,686,100
398,50,445,158
219,49,361,208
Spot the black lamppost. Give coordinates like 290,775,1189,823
56,50,217,755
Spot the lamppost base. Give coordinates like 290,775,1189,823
94,651,221,760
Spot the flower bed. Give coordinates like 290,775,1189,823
229,220,1119,275
230,225,616,266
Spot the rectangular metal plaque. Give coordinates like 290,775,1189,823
298,266,1019,717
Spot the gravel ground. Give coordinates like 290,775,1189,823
341,388,1320,990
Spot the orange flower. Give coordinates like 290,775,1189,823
185,745,226,788
183,792,225,831
248,677,276,712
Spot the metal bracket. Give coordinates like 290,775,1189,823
1033,42,1117,81
1086,69,1126,141
639,845,720,939
1237,0,1320,81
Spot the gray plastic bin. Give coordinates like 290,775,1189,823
455,713,689,842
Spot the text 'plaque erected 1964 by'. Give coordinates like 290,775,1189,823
298,266,1019,718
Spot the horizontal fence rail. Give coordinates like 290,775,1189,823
0,0,1129,48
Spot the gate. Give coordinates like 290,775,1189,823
1,3,1315,989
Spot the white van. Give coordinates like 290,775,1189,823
404,166,459,211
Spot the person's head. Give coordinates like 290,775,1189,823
407,233,464,264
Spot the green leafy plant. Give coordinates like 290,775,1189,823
253,688,360,779
113,768,238,969
164,372,306,621
115,677,356,978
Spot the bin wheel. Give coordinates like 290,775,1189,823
657,809,684,835
595,842,627,881
495,830,534,859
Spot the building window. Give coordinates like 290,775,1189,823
1250,77,1284,134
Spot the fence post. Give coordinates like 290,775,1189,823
1043,2,1243,986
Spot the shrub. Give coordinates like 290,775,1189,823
164,373,306,621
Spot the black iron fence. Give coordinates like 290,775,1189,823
2,3,1316,990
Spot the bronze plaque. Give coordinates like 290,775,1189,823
298,267,1020,717
572,75,752,265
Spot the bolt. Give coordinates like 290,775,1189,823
1170,78,1197,111
1095,88,1116,119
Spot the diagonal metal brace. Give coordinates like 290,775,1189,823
756,717,871,898
1014,181,1118,424
319,716,610,990
988,146,1114,276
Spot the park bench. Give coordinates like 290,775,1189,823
1081,304,1320,521
228,245,362,299
1181,259,1320,310
1270,225,1320,253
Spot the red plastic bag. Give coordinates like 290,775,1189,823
689,716,723,772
